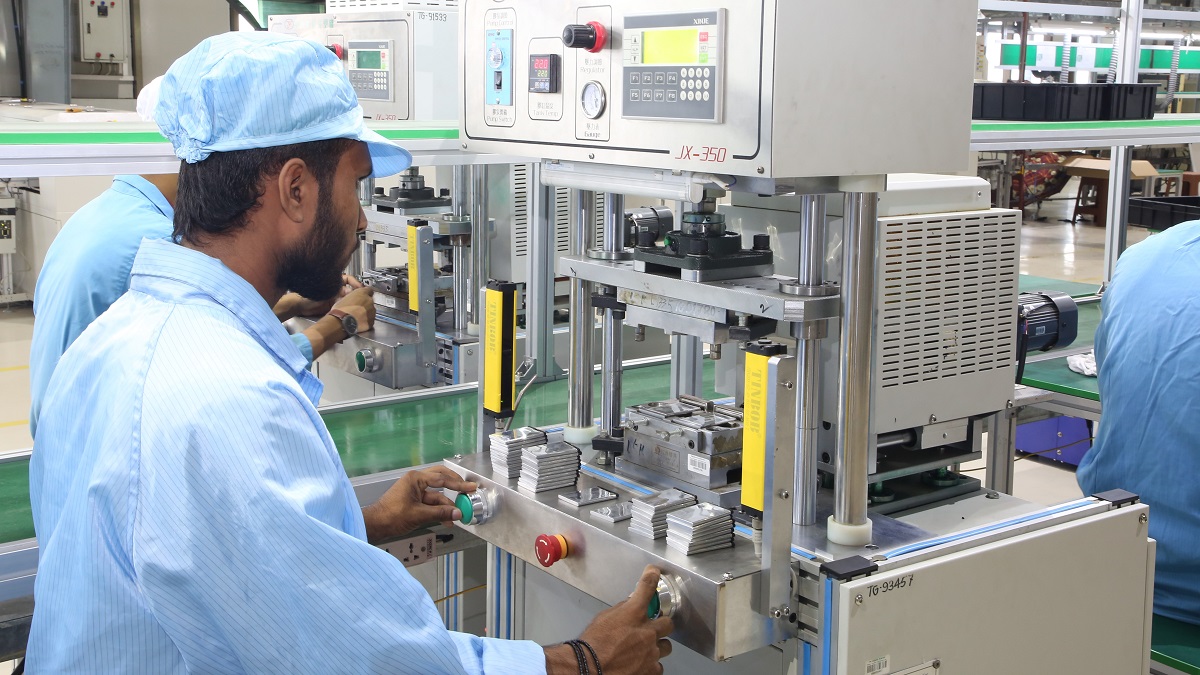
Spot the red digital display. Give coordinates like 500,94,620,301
528,53,560,94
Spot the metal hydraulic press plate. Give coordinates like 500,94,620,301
445,451,790,661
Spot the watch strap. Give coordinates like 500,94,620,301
326,309,356,339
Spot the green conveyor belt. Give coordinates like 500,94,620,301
0,462,33,545
1154,615,1200,675
1020,358,1100,402
327,361,719,478
1019,274,1101,299
0,362,717,545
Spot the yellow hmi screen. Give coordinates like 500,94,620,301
642,28,700,65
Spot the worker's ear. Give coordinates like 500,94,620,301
275,158,317,227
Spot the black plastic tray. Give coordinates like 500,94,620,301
1105,83,1157,120
973,82,1106,121
1128,196,1200,230
973,82,1157,121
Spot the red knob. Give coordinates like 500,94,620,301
534,534,570,567
586,21,607,53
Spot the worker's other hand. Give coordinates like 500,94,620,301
362,466,477,544
331,285,377,334
290,275,366,317
544,566,673,675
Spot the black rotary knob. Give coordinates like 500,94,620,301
562,24,597,49
753,233,772,251
562,23,607,52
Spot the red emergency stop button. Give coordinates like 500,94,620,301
534,534,570,567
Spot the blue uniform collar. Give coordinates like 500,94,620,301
112,175,175,220
128,238,322,404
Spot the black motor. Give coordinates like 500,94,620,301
1016,290,1079,381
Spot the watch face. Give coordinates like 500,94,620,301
343,314,358,336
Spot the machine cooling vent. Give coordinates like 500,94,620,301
594,193,607,249
878,211,1020,388
554,188,571,253
511,164,530,258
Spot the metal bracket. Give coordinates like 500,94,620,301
1092,489,1140,508
820,555,879,582
411,221,438,378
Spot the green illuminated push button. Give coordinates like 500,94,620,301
455,493,474,525
650,577,678,619
355,349,377,373
455,489,491,526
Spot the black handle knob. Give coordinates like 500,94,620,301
562,24,597,50
753,234,772,251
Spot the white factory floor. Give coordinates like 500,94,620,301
0,177,1142,672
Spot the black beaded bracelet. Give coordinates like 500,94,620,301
566,639,590,675
575,639,603,675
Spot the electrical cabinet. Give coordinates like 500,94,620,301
78,0,129,62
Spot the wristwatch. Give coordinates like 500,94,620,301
326,309,359,341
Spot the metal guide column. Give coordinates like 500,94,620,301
565,189,597,443
793,194,827,527
451,165,471,333
351,179,375,279
525,164,562,379
669,198,705,398
596,193,627,464
468,165,490,335
829,192,878,546
669,335,705,398
1104,0,1142,282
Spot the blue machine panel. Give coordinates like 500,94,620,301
485,29,514,106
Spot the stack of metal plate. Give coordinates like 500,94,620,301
665,503,734,555
517,443,581,492
490,427,548,479
629,488,697,539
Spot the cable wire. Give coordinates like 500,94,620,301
501,375,539,431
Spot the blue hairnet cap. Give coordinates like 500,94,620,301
155,31,411,178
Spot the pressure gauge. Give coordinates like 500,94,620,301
487,45,505,69
581,80,606,119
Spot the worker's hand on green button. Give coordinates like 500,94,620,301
455,493,475,525
361,467,477,545
556,566,673,675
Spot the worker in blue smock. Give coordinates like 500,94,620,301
1077,220,1200,625
28,83,374,437
27,32,671,674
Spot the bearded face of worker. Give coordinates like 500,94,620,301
276,142,371,301
173,138,371,303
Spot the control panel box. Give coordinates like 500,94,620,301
461,1,976,179
78,0,129,62
0,198,14,256
269,8,459,121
